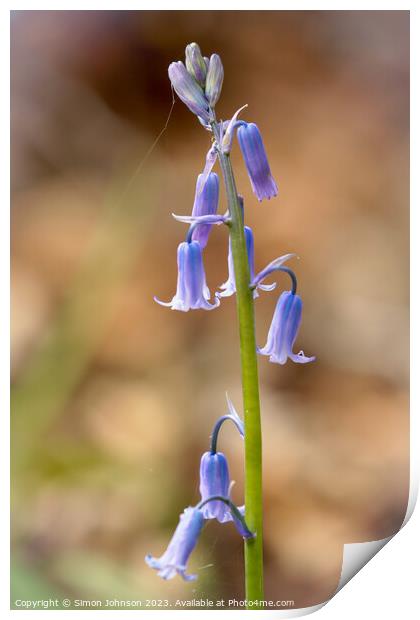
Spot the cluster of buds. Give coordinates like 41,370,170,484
168,42,224,125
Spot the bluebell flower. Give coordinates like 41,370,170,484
258,291,315,365
199,451,233,523
155,241,219,311
145,507,204,581
237,122,278,202
168,61,211,122
190,172,219,249
218,226,277,298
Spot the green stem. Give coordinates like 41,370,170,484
213,129,264,606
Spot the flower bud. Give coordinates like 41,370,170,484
185,42,207,87
191,172,219,249
168,61,210,121
205,54,224,107
237,122,278,201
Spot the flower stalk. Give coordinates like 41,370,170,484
213,124,264,605
148,42,315,606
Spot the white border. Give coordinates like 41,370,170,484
4,3,416,618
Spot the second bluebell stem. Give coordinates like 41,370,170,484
212,125,264,606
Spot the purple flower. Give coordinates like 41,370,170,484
199,451,233,523
258,291,315,365
218,226,276,298
190,172,220,248
237,122,278,202
155,241,220,312
168,61,211,122
145,507,204,581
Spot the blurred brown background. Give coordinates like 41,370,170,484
11,10,409,609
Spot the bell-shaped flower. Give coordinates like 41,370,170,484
237,122,278,201
145,507,204,581
258,291,315,365
218,226,277,298
155,241,219,311
190,172,219,248
168,61,211,122
199,451,233,523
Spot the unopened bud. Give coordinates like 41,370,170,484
185,42,207,87
168,61,210,121
205,54,224,108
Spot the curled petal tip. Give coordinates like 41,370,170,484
154,295,173,308
290,351,316,364
258,282,277,292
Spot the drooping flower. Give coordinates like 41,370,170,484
218,226,277,298
145,507,204,581
205,54,224,107
199,451,233,523
237,122,278,201
258,291,315,365
168,61,211,122
190,172,219,248
155,241,219,311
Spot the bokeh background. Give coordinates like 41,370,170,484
11,10,409,609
